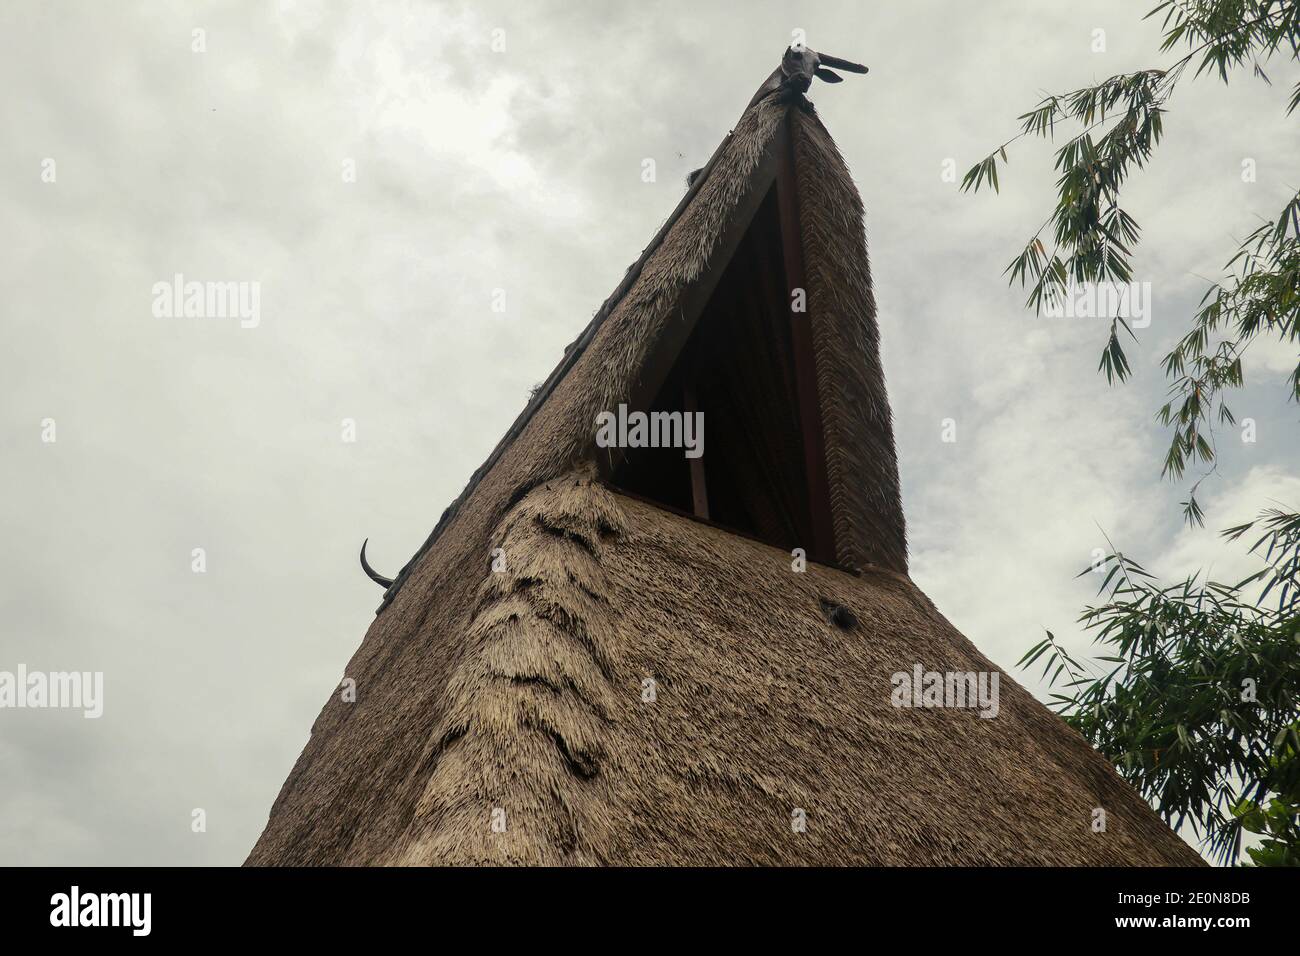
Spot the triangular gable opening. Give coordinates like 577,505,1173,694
599,119,838,566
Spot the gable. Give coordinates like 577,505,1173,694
372,97,905,617
588,106,904,575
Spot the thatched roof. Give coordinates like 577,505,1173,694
246,62,1203,866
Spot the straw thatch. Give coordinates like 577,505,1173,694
246,72,1203,866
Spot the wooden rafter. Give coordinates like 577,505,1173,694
775,115,837,564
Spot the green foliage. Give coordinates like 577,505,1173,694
971,1,1300,865
1021,511,1300,864
1233,763,1300,866
964,0,1300,524
1159,194,1300,525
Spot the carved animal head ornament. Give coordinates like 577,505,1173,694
784,45,869,89
748,45,869,108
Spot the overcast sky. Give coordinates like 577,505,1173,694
2,0,1296,866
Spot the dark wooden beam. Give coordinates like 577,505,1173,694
775,115,837,564
682,382,709,519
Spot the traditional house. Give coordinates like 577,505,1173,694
247,50,1203,866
